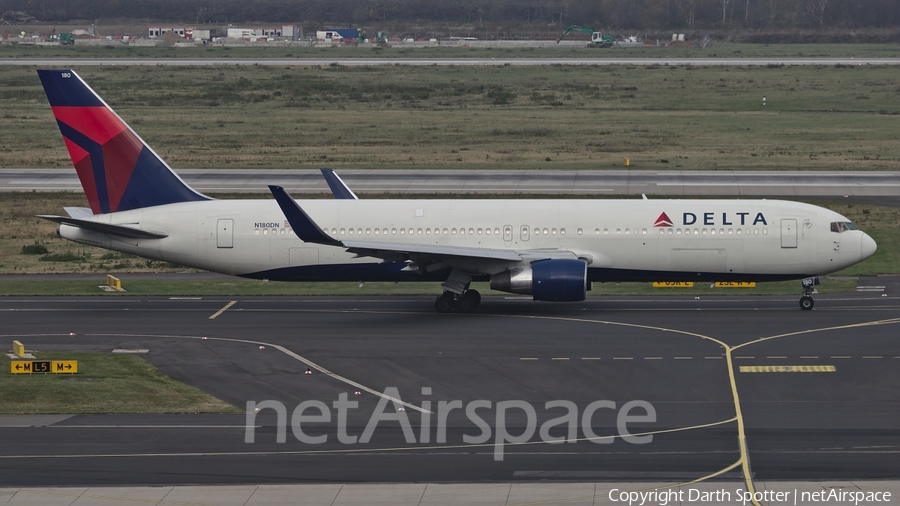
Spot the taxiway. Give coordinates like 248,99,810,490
1,283,899,486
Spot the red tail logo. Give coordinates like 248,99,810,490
654,212,673,227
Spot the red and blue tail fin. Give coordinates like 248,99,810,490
38,69,209,214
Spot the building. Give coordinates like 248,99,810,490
226,26,301,41
148,27,192,39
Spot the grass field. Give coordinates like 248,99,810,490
2,63,900,171
0,352,240,414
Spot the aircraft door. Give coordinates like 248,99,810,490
503,225,513,244
781,219,797,248
217,219,233,249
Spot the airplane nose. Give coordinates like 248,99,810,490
861,233,877,260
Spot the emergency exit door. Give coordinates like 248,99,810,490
781,219,797,248
217,219,233,248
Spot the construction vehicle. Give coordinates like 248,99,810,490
589,31,615,48
59,32,75,45
375,31,390,47
557,25,614,48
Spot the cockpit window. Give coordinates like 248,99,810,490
830,221,858,233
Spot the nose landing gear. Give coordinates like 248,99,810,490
799,295,814,310
799,277,819,310
434,289,482,313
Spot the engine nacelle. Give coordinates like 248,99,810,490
490,259,587,302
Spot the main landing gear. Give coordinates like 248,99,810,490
434,289,481,314
799,277,818,310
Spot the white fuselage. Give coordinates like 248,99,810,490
58,198,875,283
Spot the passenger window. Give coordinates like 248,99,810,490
676,229,681,235
543,228,549,235
642,228,647,235
400,228,405,235
366,228,371,235
603,228,608,234
452,228,457,235
443,228,448,235
551,228,557,235
616,229,621,235
693,229,699,235
468,228,474,235
485,228,491,235
763,229,768,235
391,228,397,235
426,228,431,235
754,229,759,235
409,228,414,235
736,229,742,235
578,228,583,235
417,228,422,235
728,229,733,235
667,229,673,235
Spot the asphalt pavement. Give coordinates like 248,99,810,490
3,169,900,198
1,281,899,486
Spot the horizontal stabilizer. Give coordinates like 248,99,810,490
63,207,94,219
36,215,168,239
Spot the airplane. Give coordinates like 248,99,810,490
36,69,877,313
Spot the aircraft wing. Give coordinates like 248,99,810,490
321,168,359,199
36,215,168,239
269,185,522,263
342,240,522,262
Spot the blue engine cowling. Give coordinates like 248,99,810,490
490,259,588,301
532,259,588,301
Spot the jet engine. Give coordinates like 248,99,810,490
490,259,587,301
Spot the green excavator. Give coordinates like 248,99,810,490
557,25,614,48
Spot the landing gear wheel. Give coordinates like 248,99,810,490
458,295,475,313
799,295,814,310
435,293,454,313
465,289,481,307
